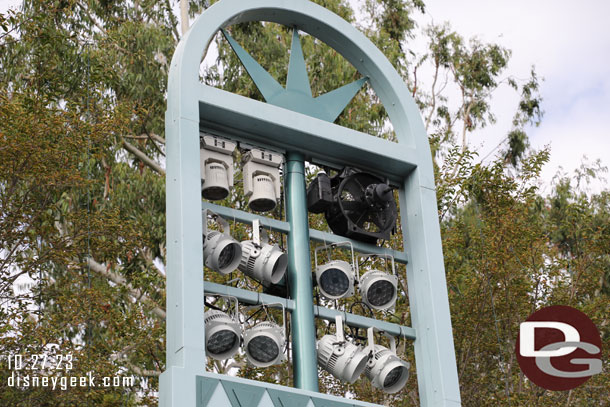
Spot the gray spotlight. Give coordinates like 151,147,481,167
314,242,356,300
242,148,283,212
204,310,242,360
365,328,409,394
317,316,368,384
203,211,242,275
238,219,287,285
357,254,398,311
243,321,286,367
239,241,287,285
200,134,237,201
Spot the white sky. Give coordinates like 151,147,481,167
418,0,610,193
2,0,608,193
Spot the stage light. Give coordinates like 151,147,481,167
317,316,368,384
204,310,242,360
364,328,409,394
200,134,237,201
243,321,286,367
314,242,356,300
242,148,283,212
357,254,398,311
203,211,242,275
238,219,287,286
239,241,287,285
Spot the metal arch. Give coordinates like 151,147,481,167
163,1,461,406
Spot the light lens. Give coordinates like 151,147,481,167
218,244,237,269
207,330,238,355
248,336,279,364
319,268,350,297
367,280,395,307
383,365,406,389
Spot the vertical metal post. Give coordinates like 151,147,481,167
285,151,319,392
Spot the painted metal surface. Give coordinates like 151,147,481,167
204,281,416,340
163,0,461,405
201,201,408,264
285,152,319,391
197,372,383,407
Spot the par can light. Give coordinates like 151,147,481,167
359,270,398,311
317,316,368,383
315,260,354,300
243,321,286,367
204,310,242,360
239,240,287,285
203,231,242,275
313,242,357,301
365,344,410,394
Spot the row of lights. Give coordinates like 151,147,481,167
200,134,283,213
314,243,399,311
204,220,399,312
205,312,409,394
203,215,288,286
317,316,410,394
204,309,286,368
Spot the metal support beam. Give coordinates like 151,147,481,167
284,152,319,392
204,281,416,339
201,201,408,264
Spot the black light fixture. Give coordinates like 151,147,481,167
306,168,398,244
203,210,242,275
314,242,356,301
357,254,398,311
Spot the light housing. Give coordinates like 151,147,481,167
364,328,409,394
357,254,398,311
242,148,283,212
314,242,356,301
203,211,242,275
317,316,368,383
204,310,242,360
243,321,286,367
359,270,398,311
200,134,237,201
315,260,354,300
239,241,287,285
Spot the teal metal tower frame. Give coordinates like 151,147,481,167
160,1,461,406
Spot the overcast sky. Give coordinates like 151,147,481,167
417,0,610,193
2,0,608,192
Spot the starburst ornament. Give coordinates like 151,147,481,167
222,29,368,122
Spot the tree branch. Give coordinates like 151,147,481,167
122,140,165,175
86,257,166,320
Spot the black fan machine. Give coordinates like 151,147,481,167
306,167,397,244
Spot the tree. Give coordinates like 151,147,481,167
1,0,607,406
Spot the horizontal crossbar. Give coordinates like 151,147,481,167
204,282,416,340
202,202,408,264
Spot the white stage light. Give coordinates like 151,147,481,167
200,134,237,200
203,211,242,275
314,242,356,301
242,148,283,212
316,316,368,383
204,310,242,360
243,321,286,367
364,328,409,394
357,254,398,311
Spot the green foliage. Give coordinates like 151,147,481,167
0,0,608,406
